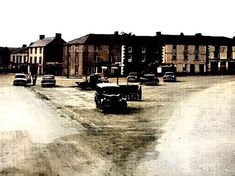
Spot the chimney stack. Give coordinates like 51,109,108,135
156,31,161,36
55,33,61,39
22,44,27,48
114,31,119,36
39,35,45,40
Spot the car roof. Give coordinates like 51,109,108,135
164,72,174,74
43,74,54,76
96,83,119,88
15,73,26,75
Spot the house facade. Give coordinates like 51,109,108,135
63,32,123,78
63,32,163,77
157,32,235,74
29,33,65,75
10,45,28,73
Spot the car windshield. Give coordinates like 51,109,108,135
165,72,174,76
102,87,120,94
143,74,155,77
15,75,26,78
129,72,137,76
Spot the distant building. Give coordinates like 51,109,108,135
10,45,28,73
0,47,10,73
63,32,162,77
64,32,122,78
29,33,65,75
157,32,235,74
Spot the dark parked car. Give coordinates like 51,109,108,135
127,72,139,82
76,74,109,90
163,72,176,82
140,73,159,85
95,83,127,112
41,75,56,87
13,73,28,86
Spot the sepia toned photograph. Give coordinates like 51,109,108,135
0,0,234,175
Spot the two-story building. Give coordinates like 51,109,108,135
63,32,163,77
10,45,28,73
29,33,65,75
63,32,123,78
157,32,235,74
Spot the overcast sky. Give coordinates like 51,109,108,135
0,0,234,47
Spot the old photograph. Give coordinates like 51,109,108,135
0,0,234,175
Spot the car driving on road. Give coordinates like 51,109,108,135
95,83,127,112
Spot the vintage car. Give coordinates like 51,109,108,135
127,72,139,82
163,72,176,82
76,74,110,90
140,73,159,85
41,75,56,87
13,73,28,86
94,83,127,112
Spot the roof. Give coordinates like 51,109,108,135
30,37,55,47
11,46,28,53
156,33,233,45
68,34,120,45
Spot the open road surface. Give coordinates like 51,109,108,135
0,74,234,176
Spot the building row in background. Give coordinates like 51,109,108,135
1,31,235,76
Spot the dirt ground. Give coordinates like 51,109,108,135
1,74,235,176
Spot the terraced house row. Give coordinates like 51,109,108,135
1,31,235,76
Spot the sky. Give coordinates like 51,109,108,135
0,0,235,47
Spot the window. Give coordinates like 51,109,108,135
24,56,27,63
39,47,42,54
172,52,176,60
20,56,22,63
184,45,188,60
39,57,42,64
128,55,132,62
142,55,146,62
30,48,33,54
183,64,187,72
95,46,99,53
34,57,37,63
172,45,177,60
30,57,32,63
128,47,132,53
142,47,146,53
13,56,15,63
35,48,37,54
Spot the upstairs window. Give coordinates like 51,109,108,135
142,47,146,53
128,55,132,62
128,47,132,53
141,55,146,62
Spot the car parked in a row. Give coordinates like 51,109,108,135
13,73,28,86
163,72,176,82
41,75,56,87
13,73,56,87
